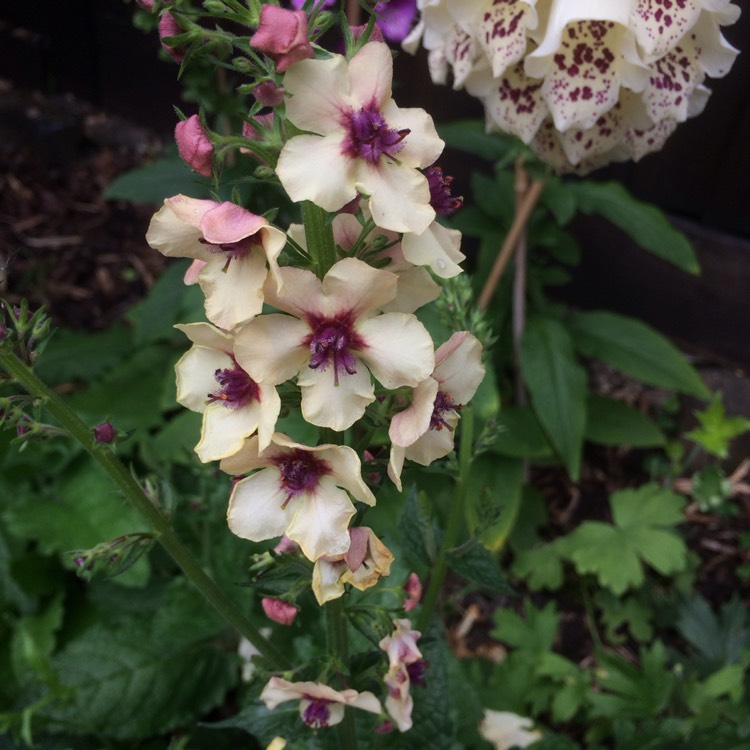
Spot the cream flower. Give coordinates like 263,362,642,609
312,527,394,605
379,618,423,669
260,676,381,729
146,195,285,330
388,331,485,491
222,433,375,561
174,323,280,462
276,41,444,234
234,258,436,432
479,710,542,750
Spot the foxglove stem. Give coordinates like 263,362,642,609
0,347,290,669
302,200,337,279
417,405,474,632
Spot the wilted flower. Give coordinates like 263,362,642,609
174,322,280,462
276,41,444,233
408,0,741,172
146,195,285,330
389,331,484,490
479,710,542,750
260,676,381,729
234,258,435,432
222,433,376,561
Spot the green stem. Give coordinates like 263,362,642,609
417,406,474,632
302,201,337,279
326,597,358,750
0,348,289,669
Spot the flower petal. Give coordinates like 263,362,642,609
348,41,394,108
175,345,232,413
389,377,439,447
434,332,485,403
318,444,376,506
227,468,295,543
401,221,465,278
196,401,261,463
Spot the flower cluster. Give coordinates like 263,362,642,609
406,0,741,172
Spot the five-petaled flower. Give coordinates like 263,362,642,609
276,41,444,234
222,433,375,561
146,196,286,330
174,322,280,462
234,257,435,432
260,676,382,729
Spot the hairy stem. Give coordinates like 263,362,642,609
327,588,359,749
0,348,289,669
302,200,337,279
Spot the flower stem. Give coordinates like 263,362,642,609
417,405,474,632
0,347,290,669
302,200,337,279
326,597,359,750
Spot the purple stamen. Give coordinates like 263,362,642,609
305,314,365,386
341,99,410,164
425,165,463,217
406,659,428,687
274,449,331,508
207,360,260,409
302,698,332,728
429,390,460,431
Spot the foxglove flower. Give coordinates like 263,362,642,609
276,41,444,233
312,526,394,605
146,196,285,330
261,677,381,729
389,332,484,490
174,323,280,462
479,710,542,750
234,258,435,432
408,0,740,172
222,433,375,561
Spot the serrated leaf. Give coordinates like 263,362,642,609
492,601,559,654
512,541,566,591
565,484,687,595
520,316,587,478
568,180,699,273
448,543,513,593
104,155,212,203
569,311,710,399
399,486,440,568
585,394,665,447
686,395,750,459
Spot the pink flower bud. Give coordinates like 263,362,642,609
159,11,186,62
175,115,213,177
403,573,422,612
351,23,385,44
249,6,314,73
273,535,300,555
93,422,117,444
252,81,285,107
136,0,156,11
261,597,298,626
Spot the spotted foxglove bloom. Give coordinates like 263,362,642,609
312,526,394,605
261,677,382,729
234,258,435,432
276,41,444,234
146,196,286,330
174,323,280,462
222,433,375,561
389,331,484,491
408,0,740,172
479,710,542,750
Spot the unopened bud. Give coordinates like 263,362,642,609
94,422,117,444
261,597,298,626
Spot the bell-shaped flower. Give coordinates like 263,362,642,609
389,331,484,490
222,433,375,561
261,677,382,729
479,710,542,749
234,258,435,432
275,41,444,234
312,527,394,605
146,196,286,330
174,322,280,462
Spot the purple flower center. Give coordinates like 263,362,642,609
341,100,410,164
305,314,365,386
207,360,260,409
406,658,428,687
430,390,459,431
425,165,462,217
200,236,259,271
274,449,331,509
302,698,332,729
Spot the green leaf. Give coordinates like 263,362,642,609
438,119,517,162
691,465,732,512
585,394,665,447
495,405,555,459
568,180,699,273
565,484,687,595
512,540,566,591
399,486,440,568
569,310,710,399
104,155,212,203
10,595,64,686
595,592,654,644
492,601,559,654
686,395,750,459
448,543,513,593
520,316,587,479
